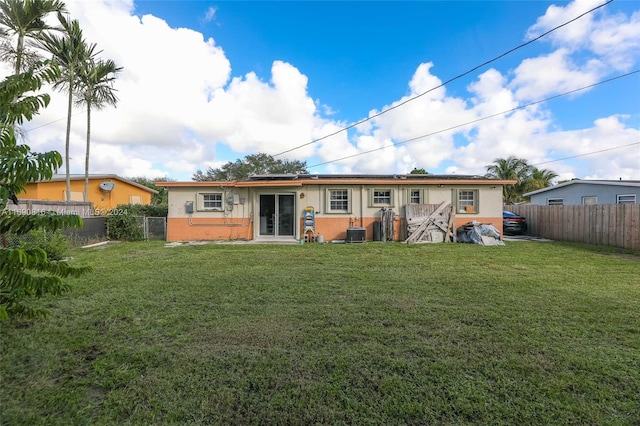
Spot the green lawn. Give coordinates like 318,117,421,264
1,241,639,425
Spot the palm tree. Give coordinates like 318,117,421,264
526,167,558,193
485,156,533,204
37,12,95,201
74,58,122,201
0,0,66,74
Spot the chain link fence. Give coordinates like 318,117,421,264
131,216,167,241
4,216,168,246
3,216,108,248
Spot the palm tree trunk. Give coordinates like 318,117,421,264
65,78,73,201
14,34,24,75
84,101,91,202
5,36,24,246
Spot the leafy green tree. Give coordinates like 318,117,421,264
486,156,557,204
409,167,428,174
193,153,308,181
127,176,173,205
526,167,558,193
37,12,95,201
0,63,90,321
0,0,66,74
485,156,533,204
75,58,122,202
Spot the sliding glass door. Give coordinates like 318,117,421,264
259,194,295,237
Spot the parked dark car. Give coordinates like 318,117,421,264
503,211,528,235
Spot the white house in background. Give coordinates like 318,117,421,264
524,180,640,206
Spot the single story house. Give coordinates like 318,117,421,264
19,174,157,213
157,174,515,242
524,180,640,206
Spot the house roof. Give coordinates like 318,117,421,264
39,174,158,194
156,174,517,187
524,179,640,197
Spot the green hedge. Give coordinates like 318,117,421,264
117,204,167,218
105,204,167,241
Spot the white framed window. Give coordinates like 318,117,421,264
408,188,425,204
457,189,478,214
582,196,597,205
617,194,636,204
129,195,142,205
326,189,351,213
547,198,564,206
370,188,394,207
198,192,223,211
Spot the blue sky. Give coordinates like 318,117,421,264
3,0,639,180
134,2,546,113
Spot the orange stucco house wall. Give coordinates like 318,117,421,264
20,174,156,213
157,174,515,243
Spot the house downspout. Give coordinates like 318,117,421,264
248,187,253,240
360,185,364,228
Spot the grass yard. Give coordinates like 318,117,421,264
1,241,639,425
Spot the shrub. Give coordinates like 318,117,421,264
106,214,144,241
105,204,167,241
18,229,69,261
120,204,168,218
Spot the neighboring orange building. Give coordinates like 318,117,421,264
157,174,516,242
20,174,157,213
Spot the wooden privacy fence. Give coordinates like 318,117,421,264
505,204,640,250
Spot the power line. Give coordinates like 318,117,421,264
23,115,69,132
273,0,614,158
531,142,640,167
306,69,640,169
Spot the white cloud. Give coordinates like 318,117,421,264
589,10,640,70
407,62,447,100
510,49,602,101
189,61,321,159
526,0,603,49
2,0,638,182
7,1,331,179
499,0,640,142
330,63,472,175
529,0,640,68
522,0,640,91
89,143,166,178
204,6,217,23
542,116,640,179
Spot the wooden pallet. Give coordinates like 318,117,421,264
404,201,456,243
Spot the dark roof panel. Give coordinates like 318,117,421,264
247,173,487,181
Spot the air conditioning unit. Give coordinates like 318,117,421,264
346,227,366,243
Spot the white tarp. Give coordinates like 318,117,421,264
456,221,504,246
